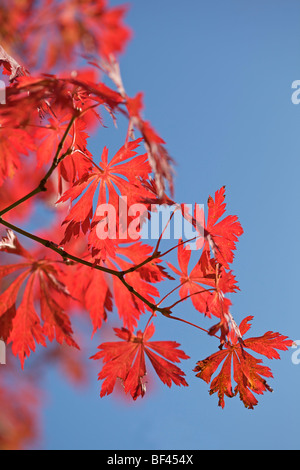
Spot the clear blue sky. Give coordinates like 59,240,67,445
24,0,300,450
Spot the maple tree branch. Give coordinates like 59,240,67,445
0,109,172,317
0,218,171,316
0,218,121,277
0,217,218,335
0,213,217,331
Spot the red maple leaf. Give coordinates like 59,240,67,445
0,230,79,368
194,316,293,409
91,322,190,400
57,138,152,245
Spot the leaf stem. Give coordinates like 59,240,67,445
166,288,216,310
161,310,220,340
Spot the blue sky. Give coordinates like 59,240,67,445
16,0,300,450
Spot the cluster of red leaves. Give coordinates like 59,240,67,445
168,186,244,345
0,71,129,194
0,0,131,70
165,186,294,408
0,0,178,448
194,316,293,409
0,62,173,198
0,40,177,405
0,230,79,368
0,1,294,451
99,59,174,196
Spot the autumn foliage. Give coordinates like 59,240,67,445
0,0,293,449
